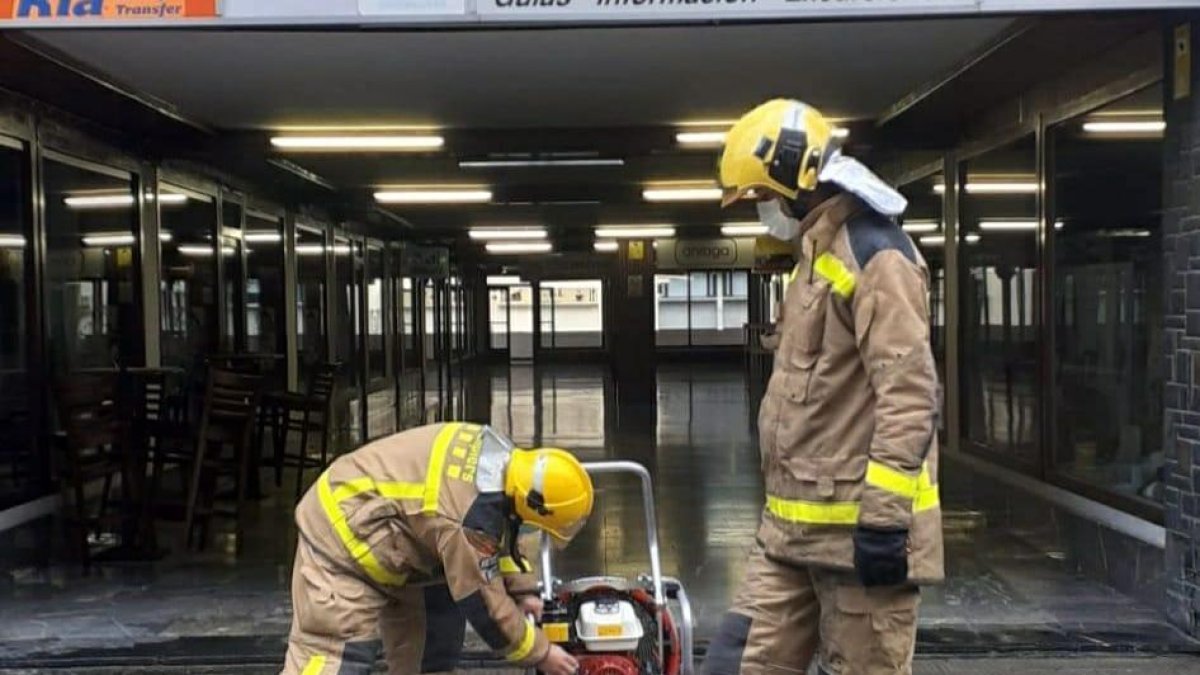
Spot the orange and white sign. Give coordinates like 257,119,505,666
0,0,216,19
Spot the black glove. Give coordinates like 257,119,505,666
853,526,909,587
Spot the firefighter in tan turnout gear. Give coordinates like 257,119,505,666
283,422,594,675
702,100,943,675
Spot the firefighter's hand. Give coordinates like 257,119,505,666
538,644,579,675
517,594,544,621
853,526,909,587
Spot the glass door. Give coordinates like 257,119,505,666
219,197,244,352
365,242,395,439
295,225,328,389
333,236,364,450
158,184,218,374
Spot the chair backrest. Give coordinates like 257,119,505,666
53,372,121,450
307,362,339,404
197,366,263,446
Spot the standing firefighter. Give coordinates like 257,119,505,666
283,422,593,675
703,100,943,675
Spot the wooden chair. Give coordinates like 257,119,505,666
52,373,124,571
269,362,339,501
182,365,263,552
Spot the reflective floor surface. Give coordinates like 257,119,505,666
0,363,1195,669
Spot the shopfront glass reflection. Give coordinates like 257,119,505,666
1051,86,1164,504
959,137,1041,466
43,158,142,373
0,141,36,507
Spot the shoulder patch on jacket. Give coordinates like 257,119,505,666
847,211,916,269
463,493,508,555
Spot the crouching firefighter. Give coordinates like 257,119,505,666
283,422,594,675
702,100,944,675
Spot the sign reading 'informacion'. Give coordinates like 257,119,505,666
0,0,216,19
479,0,978,19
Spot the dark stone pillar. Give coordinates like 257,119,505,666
609,240,656,424
1162,18,1200,637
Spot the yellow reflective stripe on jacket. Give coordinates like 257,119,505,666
865,461,920,500
317,474,408,586
813,253,856,299
766,495,860,525
914,465,939,513
767,462,940,524
499,556,530,575
331,477,424,503
301,655,327,675
426,423,460,513
505,619,538,662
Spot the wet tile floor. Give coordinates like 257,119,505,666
0,363,1195,669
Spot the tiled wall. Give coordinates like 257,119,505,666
1162,21,1200,637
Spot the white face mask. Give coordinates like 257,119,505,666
757,200,801,241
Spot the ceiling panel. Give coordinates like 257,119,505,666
27,19,1013,130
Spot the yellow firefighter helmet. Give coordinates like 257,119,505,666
506,447,594,542
718,99,841,207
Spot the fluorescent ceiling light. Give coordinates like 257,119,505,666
486,242,553,255
65,193,187,208
487,275,523,286
721,223,768,236
594,240,619,252
978,220,1065,231
1097,229,1152,238
934,181,1039,195
460,158,623,168
676,131,727,146
902,221,940,233
1082,120,1165,135
244,231,282,243
178,245,214,256
0,234,25,248
980,220,1037,231
375,189,492,204
677,128,848,146
82,233,135,247
468,228,547,241
920,234,980,246
595,225,676,239
643,187,722,202
270,135,444,151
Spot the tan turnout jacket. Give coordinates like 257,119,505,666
294,422,549,666
756,193,945,584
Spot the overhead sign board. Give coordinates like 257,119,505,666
478,0,978,21
359,0,466,15
657,237,757,270
3,0,1198,27
0,0,216,19
399,245,450,278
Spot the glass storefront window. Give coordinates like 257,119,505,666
655,270,749,347
334,237,362,447
296,226,327,387
1051,85,1164,504
959,136,1041,467
245,212,284,359
0,138,36,508
43,156,142,373
220,199,243,351
159,185,217,372
540,280,604,349
489,286,509,350
366,244,386,382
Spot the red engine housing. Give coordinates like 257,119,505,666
577,654,643,675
